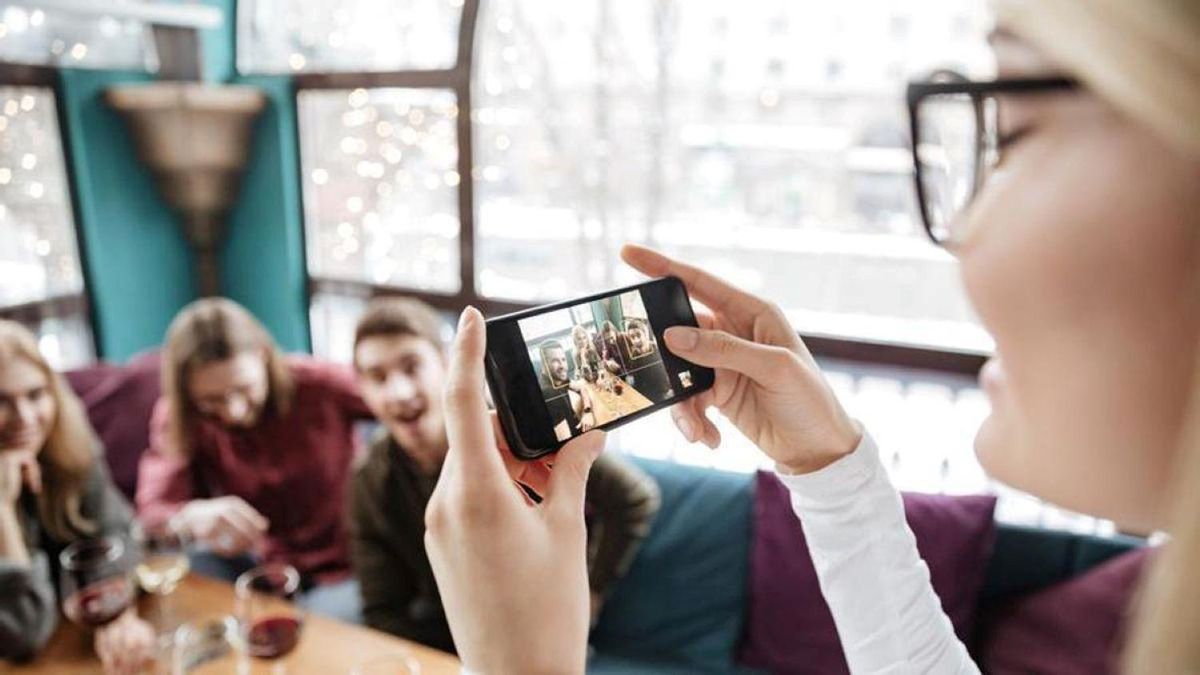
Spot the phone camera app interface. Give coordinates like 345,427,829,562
519,289,677,441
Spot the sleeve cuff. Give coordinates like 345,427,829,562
773,430,882,503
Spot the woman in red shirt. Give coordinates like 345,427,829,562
135,299,371,623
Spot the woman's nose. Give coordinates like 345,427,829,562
13,398,38,426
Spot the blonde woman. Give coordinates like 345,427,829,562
0,320,155,673
419,0,1200,672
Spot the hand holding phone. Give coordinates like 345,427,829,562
620,245,862,474
485,276,716,459
426,307,602,674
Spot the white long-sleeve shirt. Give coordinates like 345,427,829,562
775,432,980,675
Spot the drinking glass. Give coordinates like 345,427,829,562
134,523,190,636
235,563,304,674
59,535,135,629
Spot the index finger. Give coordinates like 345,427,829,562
620,244,770,330
442,307,507,482
229,499,269,531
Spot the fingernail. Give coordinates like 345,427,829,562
664,326,697,350
458,305,478,329
677,417,695,442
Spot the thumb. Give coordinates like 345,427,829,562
544,431,605,520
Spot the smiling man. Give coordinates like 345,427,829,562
348,297,661,652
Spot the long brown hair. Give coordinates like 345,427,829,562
0,320,97,541
162,299,293,457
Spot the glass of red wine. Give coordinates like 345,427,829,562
59,535,136,629
235,563,304,674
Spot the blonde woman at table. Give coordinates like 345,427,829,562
0,320,155,674
420,0,1200,672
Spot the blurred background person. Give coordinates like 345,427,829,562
0,319,154,673
135,299,371,623
347,296,661,651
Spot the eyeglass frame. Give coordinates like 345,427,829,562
906,75,1080,248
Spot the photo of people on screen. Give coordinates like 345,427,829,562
520,289,677,442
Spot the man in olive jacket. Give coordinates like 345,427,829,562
348,298,661,653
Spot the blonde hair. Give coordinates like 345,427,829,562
1122,351,1200,673
0,320,97,541
162,298,293,457
997,1,1200,671
997,0,1200,156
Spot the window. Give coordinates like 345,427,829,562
0,5,156,70
252,0,1107,533
472,0,996,353
238,0,463,74
0,85,94,368
298,87,462,294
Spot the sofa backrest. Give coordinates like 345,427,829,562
65,351,161,501
980,524,1144,604
591,457,754,673
591,456,1145,672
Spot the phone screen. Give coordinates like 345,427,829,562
486,277,714,458
520,285,694,442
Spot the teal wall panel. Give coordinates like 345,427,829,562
220,74,311,353
201,0,237,83
58,69,196,361
56,2,312,359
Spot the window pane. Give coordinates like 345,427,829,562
0,86,85,306
0,85,95,366
299,87,462,294
309,290,370,362
238,0,462,73
0,5,155,70
474,0,995,352
29,310,94,370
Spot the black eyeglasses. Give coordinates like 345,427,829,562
907,73,1079,249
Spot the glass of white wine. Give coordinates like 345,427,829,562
134,522,190,637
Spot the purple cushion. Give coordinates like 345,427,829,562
65,352,161,501
739,471,997,674
978,547,1150,675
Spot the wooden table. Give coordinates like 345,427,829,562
584,378,653,426
1,575,461,674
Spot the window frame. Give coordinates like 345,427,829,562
288,0,987,376
0,61,102,359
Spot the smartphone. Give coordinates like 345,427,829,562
485,276,715,460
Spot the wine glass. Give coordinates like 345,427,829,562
235,563,304,674
352,653,422,675
134,523,190,636
59,535,136,629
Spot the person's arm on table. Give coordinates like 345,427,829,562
136,400,267,557
0,454,57,662
81,456,159,675
0,449,57,662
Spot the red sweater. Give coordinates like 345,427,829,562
136,357,371,584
